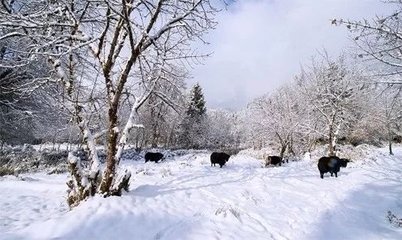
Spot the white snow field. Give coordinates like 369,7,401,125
1,146,402,240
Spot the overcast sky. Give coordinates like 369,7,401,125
188,0,395,110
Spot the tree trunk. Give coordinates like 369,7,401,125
151,124,158,148
287,136,295,156
328,125,336,157
389,140,393,155
275,132,286,158
388,124,394,155
100,107,119,193
279,144,287,158
328,139,336,156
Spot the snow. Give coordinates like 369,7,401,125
0,174,69,239
1,145,402,240
112,127,120,133
67,152,79,164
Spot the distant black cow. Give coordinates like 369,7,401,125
317,156,350,179
265,156,282,167
210,152,230,168
145,152,164,163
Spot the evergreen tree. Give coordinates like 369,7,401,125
178,83,207,148
187,83,206,119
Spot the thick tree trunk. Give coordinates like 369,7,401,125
151,124,158,148
328,141,335,156
100,107,118,194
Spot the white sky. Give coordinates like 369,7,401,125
189,0,396,110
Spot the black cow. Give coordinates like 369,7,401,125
145,152,164,163
265,156,282,167
317,156,350,179
210,152,230,168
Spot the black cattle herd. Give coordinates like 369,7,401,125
143,151,350,179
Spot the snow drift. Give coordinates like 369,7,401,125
1,146,402,240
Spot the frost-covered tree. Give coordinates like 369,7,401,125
178,83,207,149
137,69,186,148
378,89,402,155
0,38,59,145
334,0,402,84
362,86,402,154
296,54,365,156
0,0,218,206
187,83,207,117
333,1,402,154
247,84,304,157
204,109,242,150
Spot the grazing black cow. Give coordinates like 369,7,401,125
210,152,230,168
317,156,350,179
265,156,282,167
145,152,164,163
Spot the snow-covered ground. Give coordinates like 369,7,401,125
1,146,402,240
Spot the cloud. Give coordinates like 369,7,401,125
189,0,395,110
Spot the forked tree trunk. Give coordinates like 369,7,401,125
279,144,287,159
276,132,287,158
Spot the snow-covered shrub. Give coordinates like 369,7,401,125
0,155,11,166
47,167,67,175
0,149,39,173
387,211,402,228
66,152,103,207
120,148,143,161
0,148,75,174
136,168,151,175
41,151,68,166
11,145,23,152
0,166,15,176
168,149,189,157
22,144,34,152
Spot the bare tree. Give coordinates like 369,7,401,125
367,87,402,154
204,109,241,150
138,67,187,148
296,54,364,156
247,84,303,157
0,0,217,206
333,0,402,155
334,0,402,84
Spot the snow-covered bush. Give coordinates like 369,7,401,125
0,147,72,174
387,211,402,228
136,168,152,176
0,166,15,176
